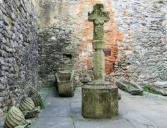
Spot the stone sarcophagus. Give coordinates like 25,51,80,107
56,70,74,97
116,79,143,95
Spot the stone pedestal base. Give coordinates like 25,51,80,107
82,82,118,119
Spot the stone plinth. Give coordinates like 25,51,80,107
82,83,118,119
56,70,74,97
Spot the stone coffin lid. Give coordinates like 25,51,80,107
116,79,143,95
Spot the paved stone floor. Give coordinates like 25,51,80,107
29,87,167,128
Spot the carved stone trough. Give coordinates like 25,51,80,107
56,70,74,97
116,79,143,95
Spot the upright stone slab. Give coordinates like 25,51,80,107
82,4,118,119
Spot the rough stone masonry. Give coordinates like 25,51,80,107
112,0,167,85
36,0,167,87
0,0,38,112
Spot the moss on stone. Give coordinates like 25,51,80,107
143,87,159,95
94,3,104,8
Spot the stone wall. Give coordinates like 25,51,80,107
0,0,38,112
36,0,81,86
36,0,124,85
112,0,167,85
38,26,79,86
37,0,167,86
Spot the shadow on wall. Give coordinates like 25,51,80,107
38,26,79,87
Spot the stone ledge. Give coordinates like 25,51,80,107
82,84,117,89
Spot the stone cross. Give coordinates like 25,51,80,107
88,3,110,82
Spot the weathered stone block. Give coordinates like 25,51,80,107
56,70,74,97
82,84,118,119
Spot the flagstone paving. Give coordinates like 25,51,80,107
1,87,167,128
30,87,167,128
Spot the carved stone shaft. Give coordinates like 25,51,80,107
88,4,110,82
93,47,105,81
